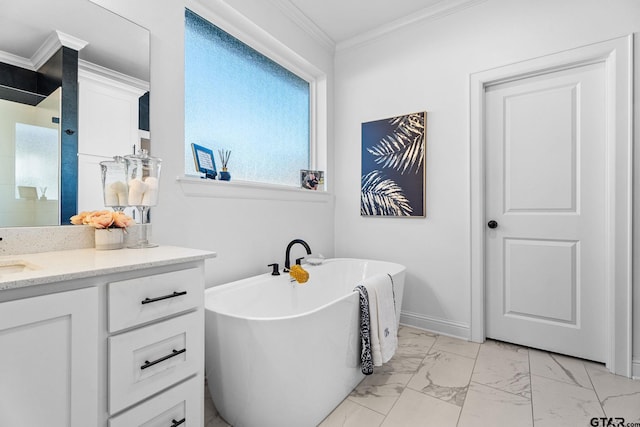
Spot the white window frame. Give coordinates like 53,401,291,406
181,2,328,199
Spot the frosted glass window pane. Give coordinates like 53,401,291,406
15,123,59,200
184,9,310,186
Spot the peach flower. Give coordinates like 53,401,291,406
112,211,135,228
87,211,115,229
70,211,90,225
70,210,134,229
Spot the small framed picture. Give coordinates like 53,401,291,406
191,143,217,179
300,170,324,191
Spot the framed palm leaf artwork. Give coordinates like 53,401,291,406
361,111,426,217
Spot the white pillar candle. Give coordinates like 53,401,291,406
104,188,119,206
128,178,147,206
110,181,128,206
142,176,159,206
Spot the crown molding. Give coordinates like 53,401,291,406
0,50,35,70
78,60,149,94
268,0,486,55
56,30,89,52
264,0,336,53
32,30,88,70
335,0,488,52
0,31,88,71
30,31,63,70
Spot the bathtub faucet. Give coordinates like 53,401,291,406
284,239,312,272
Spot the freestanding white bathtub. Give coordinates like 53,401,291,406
204,258,405,427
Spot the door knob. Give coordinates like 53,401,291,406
487,220,498,229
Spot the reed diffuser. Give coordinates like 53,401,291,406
218,149,231,181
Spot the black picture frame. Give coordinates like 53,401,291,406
191,143,217,179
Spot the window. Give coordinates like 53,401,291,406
184,9,310,187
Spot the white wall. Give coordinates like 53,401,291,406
333,0,640,370
92,0,335,286
95,0,639,375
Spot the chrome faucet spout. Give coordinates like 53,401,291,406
284,239,312,271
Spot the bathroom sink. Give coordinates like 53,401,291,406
0,260,39,275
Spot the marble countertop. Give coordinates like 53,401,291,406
0,246,216,291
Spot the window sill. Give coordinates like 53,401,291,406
176,176,333,203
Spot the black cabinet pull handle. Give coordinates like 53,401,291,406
141,348,186,370
487,220,498,229
171,418,186,427
141,291,187,305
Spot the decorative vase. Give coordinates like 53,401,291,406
95,228,124,250
219,169,231,181
124,149,162,248
100,156,129,212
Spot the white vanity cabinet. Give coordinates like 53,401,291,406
106,267,204,421
0,246,214,427
0,287,99,427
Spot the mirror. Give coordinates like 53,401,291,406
0,0,149,227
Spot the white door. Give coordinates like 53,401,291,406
484,61,607,362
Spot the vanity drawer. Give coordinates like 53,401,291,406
108,267,203,332
108,311,203,414
109,376,201,427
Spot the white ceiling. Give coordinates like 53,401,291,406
277,0,481,48
2,0,479,81
286,0,445,43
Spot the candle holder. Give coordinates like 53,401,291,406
100,156,129,212
124,149,162,248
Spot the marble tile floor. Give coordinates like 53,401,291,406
205,325,640,427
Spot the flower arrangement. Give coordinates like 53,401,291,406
218,149,231,171
70,210,135,229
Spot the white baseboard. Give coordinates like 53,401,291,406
399,311,470,341
400,313,639,379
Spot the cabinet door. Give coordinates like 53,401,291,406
78,76,143,157
77,73,146,213
108,267,203,333
109,311,202,414
109,376,202,427
0,287,98,427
